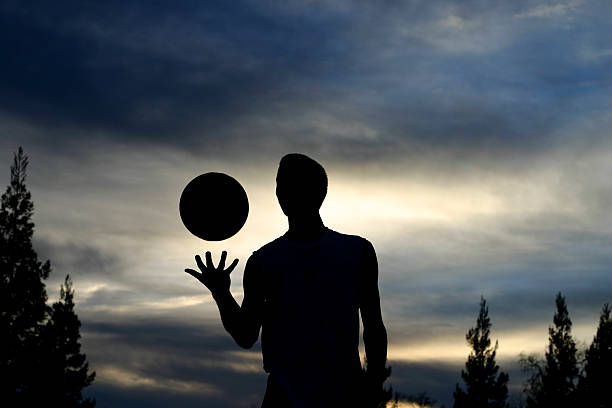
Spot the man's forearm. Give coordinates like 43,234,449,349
212,289,255,348
363,323,388,380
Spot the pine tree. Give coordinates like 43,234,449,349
523,293,579,408
0,147,51,402
454,297,509,408
578,303,612,407
0,147,95,406
40,275,96,407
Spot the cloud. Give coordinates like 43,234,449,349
514,0,584,19
2,0,611,162
3,125,610,406
81,320,266,407
387,359,528,406
0,0,354,141
95,365,221,395
579,47,612,62
34,238,121,277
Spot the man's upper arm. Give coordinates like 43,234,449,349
240,253,265,346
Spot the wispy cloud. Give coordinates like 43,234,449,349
514,0,584,19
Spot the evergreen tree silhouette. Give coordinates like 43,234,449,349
0,147,51,403
523,293,579,408
454,297,509,408
0,147,95,406
578,303,611,407
40,275,96,407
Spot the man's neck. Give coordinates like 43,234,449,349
286,213,326,241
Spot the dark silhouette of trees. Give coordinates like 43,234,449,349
0,147,51,402
522,293,579,408
0,147,95,406
454,297,509,408
578,303,612,407
40,275,96,406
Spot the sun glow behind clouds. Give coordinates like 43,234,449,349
322,177,506,228
388,321,600,363
22,139,612,407
37,142,612,342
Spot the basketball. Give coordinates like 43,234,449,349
179,172,249,241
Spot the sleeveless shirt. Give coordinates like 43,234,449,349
251,228,369,407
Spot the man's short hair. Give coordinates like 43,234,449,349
277,153,328,209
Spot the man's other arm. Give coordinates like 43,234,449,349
359,240,388,381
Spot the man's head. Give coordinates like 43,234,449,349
276,153,328,217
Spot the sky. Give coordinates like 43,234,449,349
1,0,612,406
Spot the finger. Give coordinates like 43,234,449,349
195,255,206,272
184,268,201,280
205,251,213,269
226,258,239,275
218,250,227,270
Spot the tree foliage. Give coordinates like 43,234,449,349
454,297,509,408
578,303,612,407
0,147,95,406
0,147,51,400
523,293,579,408
40,275,96,406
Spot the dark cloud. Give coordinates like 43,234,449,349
388,359,529,407
31,234,210,298
81,320,266,407
0,0,351,141
88,382,265,408
83,319,260,361
79,319,533,408
2,0,611,162
388,360,460,406
33,237,121,278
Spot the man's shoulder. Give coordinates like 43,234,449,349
251,229,374,260
327,229,372,250
252,234,288,257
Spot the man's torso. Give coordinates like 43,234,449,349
252,228,369,407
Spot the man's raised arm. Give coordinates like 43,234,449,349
185,251,264,349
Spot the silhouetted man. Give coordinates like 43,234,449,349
186,153,388,407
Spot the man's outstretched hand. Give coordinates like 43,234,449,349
185,251,239,296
